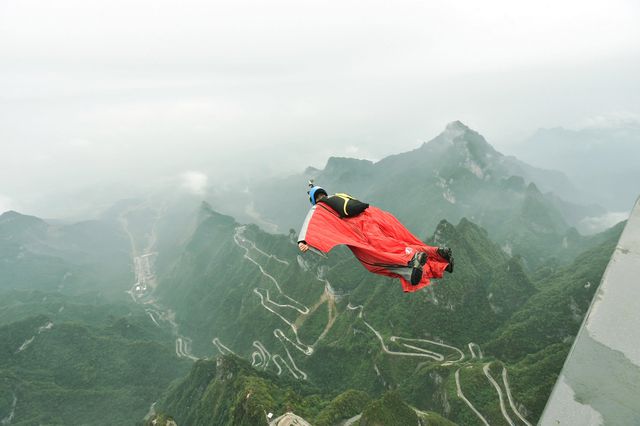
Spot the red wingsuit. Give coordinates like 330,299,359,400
298,203,450,292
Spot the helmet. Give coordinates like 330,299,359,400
308,186,328,205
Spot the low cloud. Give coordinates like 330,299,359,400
180,171,208,196
578,211,630,234
576,111,640,129
0,194,17,214
67,138,93,148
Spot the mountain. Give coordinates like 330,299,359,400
259,121,588,225
0,210,131,297
212,121,607,271
0,199,206,425
486,221,625,362
513,122,640,211
357,390,419,425
0,291,190,425
0,211,48,240
0,121,630,425
0,181,620,424
157,203,523,358
143,182,625,424
147,355,453,426
313,389,371,425
147,356,320,426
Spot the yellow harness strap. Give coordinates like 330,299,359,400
333,193,354,217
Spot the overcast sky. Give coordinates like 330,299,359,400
1,0,639,217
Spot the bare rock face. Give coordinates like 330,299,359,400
147,414,178,426
269,412,312,426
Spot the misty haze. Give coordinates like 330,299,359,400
1,1,639,425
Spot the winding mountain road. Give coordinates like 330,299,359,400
456,369,490,426
392,336,465,363
240,234,289,266
0,394,17,426
175,337,198,361
483,362,515,426
188,214,532,426
342,414,362,425
346,304,464,363
502,367,533,426
15,336,35,354
234,227,308,313
212,337,236,356
15,321,54,354
468,342,483,359
118,207,531,426
251,340,272,369
253,288,313,355
145,310,161,327
231,227,315,378
345,303,526,425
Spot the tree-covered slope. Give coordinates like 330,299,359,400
0,123,626,425
151,203,537,422
156,202,526,368
149,356,322,426
0,293,190,425
486,222,625,362
147,355,453,426
151,198,624,425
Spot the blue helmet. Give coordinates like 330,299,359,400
308,186,328,205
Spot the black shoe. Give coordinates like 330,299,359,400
437,247,454,273
445,258,454,273
437,247,452,261
410,252,427,285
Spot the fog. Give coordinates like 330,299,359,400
1,0,639,218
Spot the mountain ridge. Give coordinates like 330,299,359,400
233,121,607,272
0,120,631,425
513,122,640,210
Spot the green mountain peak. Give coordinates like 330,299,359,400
324,156,374,171
445,120,469,131
439,120,499,156
525,181,542,196
0,210,48,237
359,391,419,426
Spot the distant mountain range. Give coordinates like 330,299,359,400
0,120,631,425
513,122,640,212
225,121,603,234
0,210,131,297
211,121,610,271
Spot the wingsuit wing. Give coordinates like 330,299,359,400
298,203,365,253
298,204,451,293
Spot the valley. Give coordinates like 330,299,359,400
0,122,631,425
